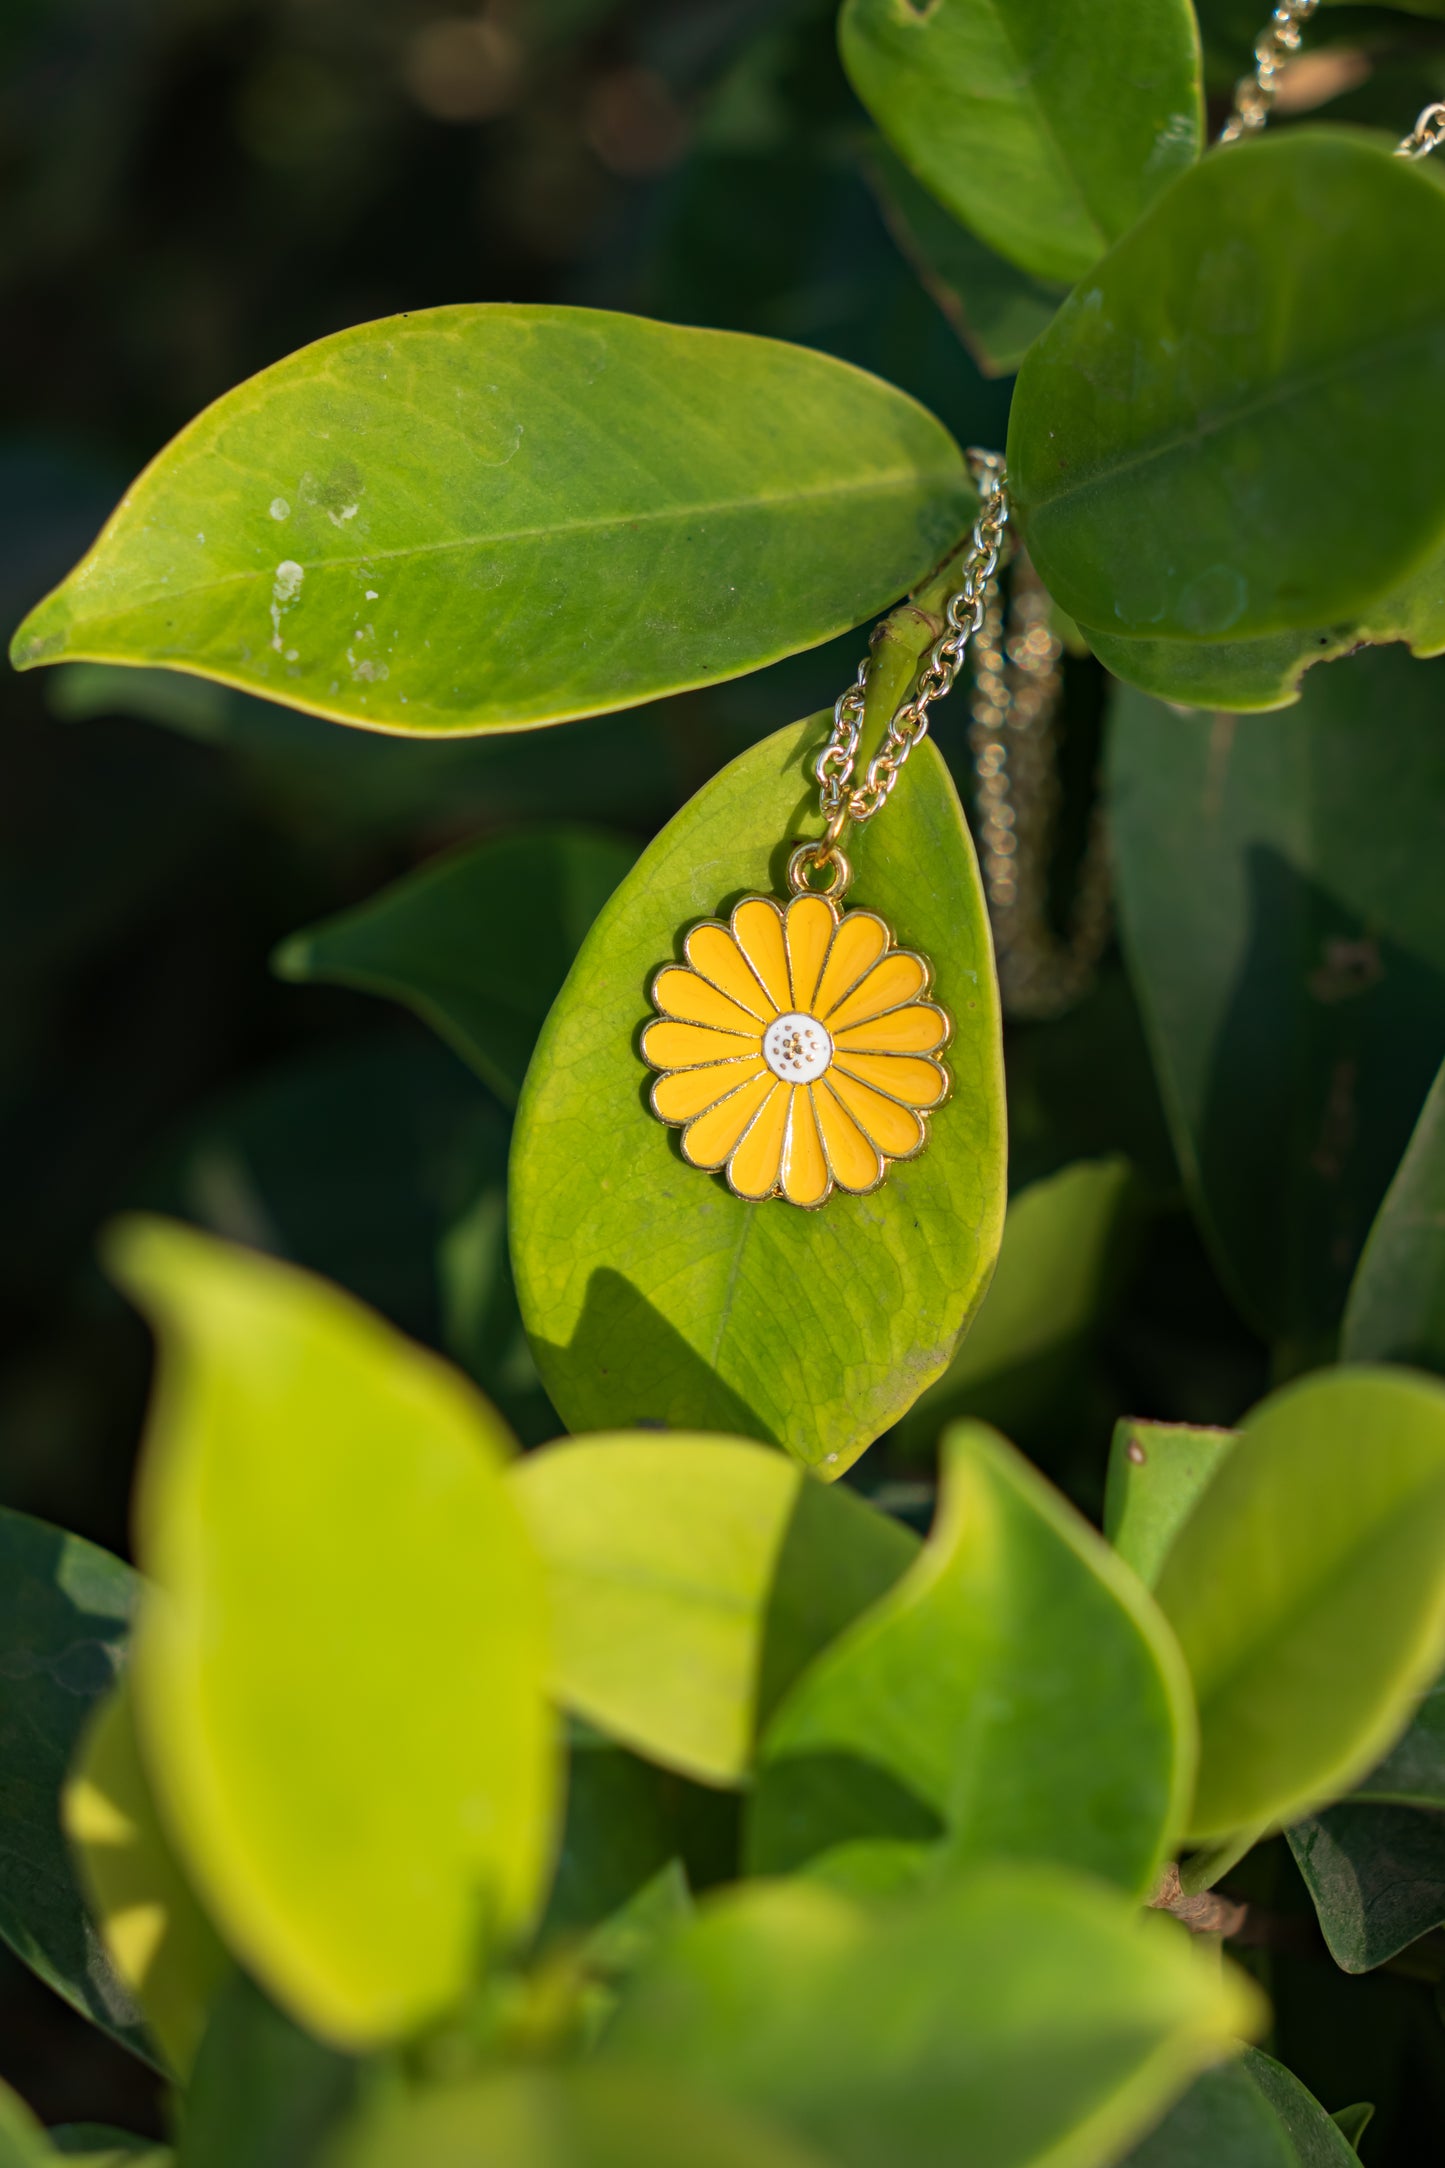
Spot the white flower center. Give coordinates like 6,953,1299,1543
763,1012,833,1084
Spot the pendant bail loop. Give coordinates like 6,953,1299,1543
787,840,853,901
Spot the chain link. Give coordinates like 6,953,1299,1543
814,449,1009,830
1397,101,1445,160
1219,0,1320,142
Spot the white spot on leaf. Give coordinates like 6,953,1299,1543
270,498,291,521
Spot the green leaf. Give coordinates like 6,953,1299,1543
0,1508,151,2063
894,1156,1135,1456
175,1971,358,2168
1105,1420,1239,1590
604,1864,1265,2168
510,715,1006,1473
863,142,1068,379
275,829,636,1107
1288,1801,1445,1972
1009,134,1445,640
106,1215,556,2048
49,2134,169,2166
0,2080,47,2168
1107,647,1445,1350
1081,520,1445,710
1351,1675,1445,1808
746,1424,1194,1898
10,306,972,736
510,1434,917,1785
1342,1054,1445,1373
1121,2047,1359,2166
1154,1366,1445,1841
63,1679,230,2076
321,2068,827,2168
1331,2104,1375,2154
839,0,1203,286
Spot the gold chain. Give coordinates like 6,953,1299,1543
1398,101,1445,161
1222,1,1444,158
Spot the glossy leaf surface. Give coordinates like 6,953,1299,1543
606,1866,1263,2168
747,1425,1193,1897
1105,1420,1238,1590
275,829,636,1107
109,1216,555,2047
1122,2048,1357,2166
1287,1802,1445,1972
1155,1367,1445,1840
1108,649,1445,1350
0,1509,148,2061
63,1680,229,2075
511,717,1006,1473
323,2068,825,2168
895,1156,1134,1455
1342,1054,1445,1373
840,0,1202,285
1010,135,1445,639
510,1435,916,1784
864,143,1067,378
11,306,971,735
175,1971,358,2168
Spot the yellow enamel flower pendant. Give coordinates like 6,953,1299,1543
641,857,950,1209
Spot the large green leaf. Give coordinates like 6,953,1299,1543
1104,1420,1239,1590
275,830,636,1107
10,306,972,736
63,1680,230,2076
605,1865,1264,2168
175,1971,358,2168
510,716,1006,1473
1351,1675,1445,1808
1009,134,1445,640
893,1156,1135,1456
1154,1367,1445,1841
1122,2048,1358,2166
107,1215,555,2048
839,0,1203,286
1287,1802,1445,1973
862,142,1068,379
0,1508,150,2062
321,2068,826,2168
0,2082,47,2168
1342,1054,1445,1373
746,1424,1194,1898
512,1435,915,1785
1108,648,1445,1351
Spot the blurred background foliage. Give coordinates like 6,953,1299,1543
4,0,1445,2149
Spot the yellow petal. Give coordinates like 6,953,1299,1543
812,911,889,1020
827,1065,926,1160
824,950,928,1032
727,1081,790,1199
653,966,767,1037
653,1056,766,1125
732,898,791,1015
833,1001,949,1055
780,1086,830,1208
684,923,776,1022
833,1051,948,1109
784,894,837,1013
641,1019,760,1071
683,1070,777,1169
813,1081,883,1194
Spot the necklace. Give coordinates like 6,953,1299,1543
639,453,1009,1209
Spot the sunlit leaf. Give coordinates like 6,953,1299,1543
63,1680,230,2076
840,0,1202,285
510,1434,917,1785
1108,648,1445,1352
10,307,971,736
1155,1367,1445,1840
275,829,636,1107
0,1508,151,2063
0,2078,47,2168
1105,1420,1238,1590
605,1865,1264,2168
107,1216,555,2047
1010,135,1445,640
747,1424,1194,1898
510,716,1005,1474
